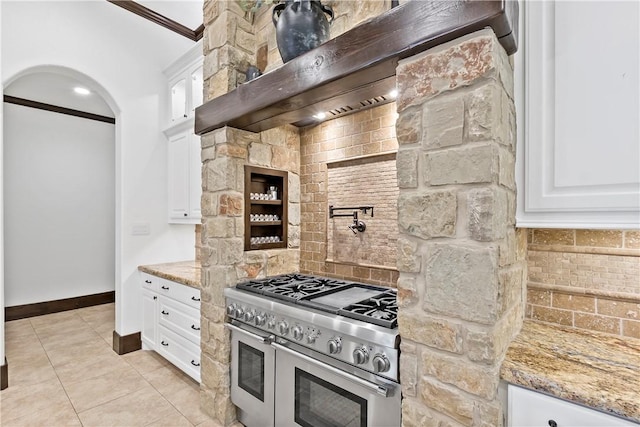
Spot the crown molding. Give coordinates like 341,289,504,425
107,0,203,42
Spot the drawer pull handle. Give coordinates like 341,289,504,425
191,296,200,302
161,285,169,290
153,296,157,300
191,325,200,331
548,421,557,427
161,310,169,315
161,341,169,347
144,280,152,284
191,360,200,367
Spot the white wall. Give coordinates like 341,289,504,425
1,0,5,367
2,1,198,336
4,104,116,306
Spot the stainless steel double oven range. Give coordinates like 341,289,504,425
224,273,401,427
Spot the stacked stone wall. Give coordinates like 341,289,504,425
395,29,525,426
200,3,302,424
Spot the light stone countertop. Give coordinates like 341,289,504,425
138,260,201,290
501,321,640,422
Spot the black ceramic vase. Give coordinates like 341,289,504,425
272,0,334,63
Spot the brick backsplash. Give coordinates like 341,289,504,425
327,155,398,268
526,228,640,340
299,103,400,287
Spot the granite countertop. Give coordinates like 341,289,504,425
138,260,201,289
501,321,640,422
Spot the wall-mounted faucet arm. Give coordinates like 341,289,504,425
329,205,374,218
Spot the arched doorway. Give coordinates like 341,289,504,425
2,67,119,385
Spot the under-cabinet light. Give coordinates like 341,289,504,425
313,112,326,120
73,87,91,96
388,89,398,99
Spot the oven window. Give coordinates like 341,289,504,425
238,342,265,401
294,368,367,427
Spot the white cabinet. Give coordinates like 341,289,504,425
141,272,201,382
164,40,204,224
164,40,204,126
515,1,640,229
141,289,158,349
508,385,638,427
167,129,201,223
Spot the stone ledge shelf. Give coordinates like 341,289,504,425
194,0,518,135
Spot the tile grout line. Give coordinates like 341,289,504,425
4,304,205,426
39,312,91,427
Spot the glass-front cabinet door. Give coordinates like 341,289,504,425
190,65,203,115
170,78,186,122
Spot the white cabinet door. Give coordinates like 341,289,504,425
142,288,158,350
189,132,202,220
168,132,190,222
170,77,187,123
508,385,637,427
157,325,201,383
516,1,640,229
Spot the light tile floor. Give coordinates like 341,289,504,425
1,303,220,427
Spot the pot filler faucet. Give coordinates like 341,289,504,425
329,205,374,234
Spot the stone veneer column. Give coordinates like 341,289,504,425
199,1,258,424
395,29,526,426
199,2,302,425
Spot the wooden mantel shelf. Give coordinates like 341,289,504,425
195,0,518,135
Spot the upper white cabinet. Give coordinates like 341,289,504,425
167,129,201,223
164,41,203,224
164,40,204,127
516,1,640,229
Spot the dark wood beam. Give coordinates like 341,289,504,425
194,24,205,42
4,95,116,124
195,0,518,135
107,0,202,42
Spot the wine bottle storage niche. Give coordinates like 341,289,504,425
244,166,288,251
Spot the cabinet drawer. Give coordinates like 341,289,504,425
157,325,201,383
158,296,200,345
157,279,201,309
140,272,159,291
508,385,637,426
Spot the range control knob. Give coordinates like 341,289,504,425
226,304,237,317
278,321,289,336
235,306,245,319
353,347,369,365
292,326,304,341
372,354,391,373
255,312,266,326
267,317,276,330
307,328,320,344
244,310,255,322
327,338,342,354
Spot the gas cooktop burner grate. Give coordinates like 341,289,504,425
236,273,318,293
236,274,399,328
267,280,346,302
339,291,398,328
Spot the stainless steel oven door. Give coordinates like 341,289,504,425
226,322,275,427
272,341,401,427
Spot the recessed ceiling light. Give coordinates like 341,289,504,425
313,112,326,120
73,87,91,96
388,89,398,99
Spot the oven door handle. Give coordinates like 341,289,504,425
271,342,390,397
224,323,274,344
